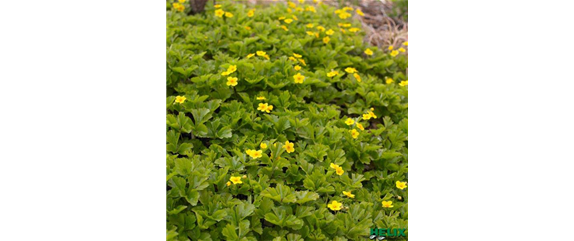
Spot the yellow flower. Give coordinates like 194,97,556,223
294,65,302,71
339,23,351,28
323,36,330,44
281,25,289,31
245,26,252,30
356,123,364,130
289,56,297,61
256,96,266,100
296,7,304,12
215,9,224,17
227,65,237,73
350,129,359,139
390,50,399,57
382,200,393,208
226,77,238,86
353,73,361,82
306,31,315,36
348,28,360,33
287,8,292,13
230,176,242,184
298,58,306,66
278,16,286,20
388,46,394,51
172,3,185,12
247,53,255,58
293,53,302,58
214,4,222,8
292,15,298,21
305,6,316,12
343,7,353,11
247,9,255,17
260,143,267,149
256,51,266,57
316,26,325,32
330,163,340,169
403,41,408,46
345,67,357,74
364,49,373,56
335,166,344,175
263,54,270,60
298,0,305,3
328,200,343,211
385,77,394,84
368,111,377,119
293,73,305,84
356,9,364,16
338,12,351,19
264,104,274,113
178,0,186,3
399,80,408,86
340,28,346,34
246,149,263,159
325,29,334,35
306,24,314,28
284,18,293,24
396,181,407,190
399,47,406,52
345,118,355,125
343,191,355,198
225,12,234,17
257,103,269,112
226,181,232,186
327,70,338,77
288,2,296,8
175,96,186,104
284,140,295,153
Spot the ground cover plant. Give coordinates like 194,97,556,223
166,1,408,240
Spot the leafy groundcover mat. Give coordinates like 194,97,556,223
167,1,408,240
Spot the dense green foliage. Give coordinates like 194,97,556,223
166,1,408,240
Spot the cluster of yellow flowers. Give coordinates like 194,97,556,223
221,65,239,86
345,67,361,82
214,5,233,18
385,76,408,87
257,103,274,113
361,108,377,120
246,51,270,60
333,6,363,19
172,0,186,12
388,42,408,57
330,163,345,175
287,53,306,67
380,181,408,208
334,7,353,19
344,117,363,138
326,67,361,82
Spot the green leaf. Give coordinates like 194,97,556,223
260,184,296,203
185,190,199,206
294,191,319,204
